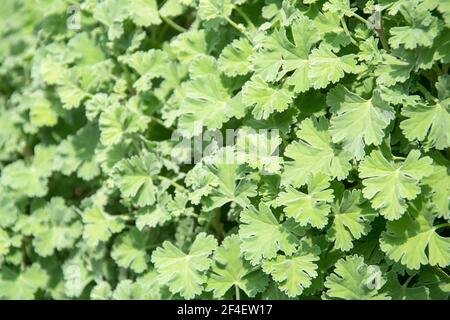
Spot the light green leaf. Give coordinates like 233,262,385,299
327,85,395,159
0,264,49,299
202,161,257,211
179,74,247,136
206,235,268,298
282,117,352,187
380,198,450,270
239,203,301,265
242,76,294,120
1,145,56,197
327,190,377,251
277,173,334,229
218,37,253,77
152,232,217,299
135,192,171,230
359,149,433,220
126,0,161,27
82,206,126,247
198,0,233,20
422,165,450,218
23,197,82,257
235,127,283,174
324,255,390,300
400,99,450,150
308,44,357,89
262,242,319,297
112,152,162,207
99,104,149,146
55,124,100,181
111,228,153,273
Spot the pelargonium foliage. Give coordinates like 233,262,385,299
0,0,449,300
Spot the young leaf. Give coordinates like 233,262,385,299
282,117,352,187
359,149,433,220
152,232,217,299
239,203,301,265
262,242,319,298
206,235,268,298
324,255,390,300
277,173,334,229
327,85,395,159
380,198,450,270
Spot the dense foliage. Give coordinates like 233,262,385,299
0,0,449,300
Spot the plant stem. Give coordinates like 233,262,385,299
149,115,167,128
233,6,254,29
155,175,187,192
433,267,450,280
235,285,240,300
350,12,369,25
375,27,389,51
433,65,442,76
416,83,438,103
434,223,450,230
224,16,246,36
402,274,415,288
161,16,187,33
373,14,389,51
340,18,358,46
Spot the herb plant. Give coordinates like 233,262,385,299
0,0,449,300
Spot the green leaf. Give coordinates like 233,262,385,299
206,235,268,298
327,85,395,159
202,161,257,211
112,271,163,299
277,173,334,229
179,74,247,135
152,232,217,299
218,37,253,77
0,228,20,256
55,124,100,181
242,76,294,120
422,165,450,218
252,16,320,92
359,149,433,220
282,117,352,187
0,264,49,299
385,272,430,300
135,192,171,230
99,104,149,146
380,198,450,270
235,127,282,174
111,228,153,273
82,206,126,247
262,242,319,297
327,190,377,252
126,0,161,27
18,197,82,257
121,50,169,92
324,255,390,300
26,91,58,128
93,0,128,39
389,10,441,50
375,53,414,87
308,43,357,89
400,98,450,150
90,281,113,300
198,0,234,20
239,203,301,265
1,145,56,197
112,152,162,207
